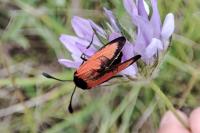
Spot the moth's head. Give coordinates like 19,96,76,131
73,73,88,90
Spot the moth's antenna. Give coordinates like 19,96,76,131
42,72,71,82
68,86,77,113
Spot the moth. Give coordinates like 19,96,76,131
43,36,141,113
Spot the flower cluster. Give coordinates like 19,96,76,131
59,0,174,78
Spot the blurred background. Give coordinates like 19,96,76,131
0,0,200,133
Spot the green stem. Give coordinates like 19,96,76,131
151,82,190,130
178,74,197,108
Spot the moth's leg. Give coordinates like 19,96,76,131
86,33,95,49
80,33,95,62
80,54,88,61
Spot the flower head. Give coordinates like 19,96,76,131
58,0,175,79
59,16,138,77
123,0,174,63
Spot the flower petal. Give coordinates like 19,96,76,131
122,42,134,60
60,34,95,61
137,0,148,19
144,38,163,59
123,0,138,17
108,32,121,41
161,13,175,41
76,42,96,57
89,20,107,38
134,28,147,55
150,0,161,37
133,15,154,44
71,16,102,46
121,43,137,77
59,35,82,55
58,59,81,68
104,8,120,32
71,16,91,39
71,54,82,62
120,65,137,77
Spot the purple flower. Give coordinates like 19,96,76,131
59,17,100,68
58,0,175,78
123,0,175,64
58,16,138,77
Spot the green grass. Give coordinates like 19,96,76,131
0,0,200,132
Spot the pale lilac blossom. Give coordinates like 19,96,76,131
58,0,175,78
123,0,174,64
58,15,138,77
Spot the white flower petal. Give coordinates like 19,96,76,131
59,35,82,55
161,13,175,41
145,38,163,59
71,53,82,62
58,59,81,68
120,65,137,77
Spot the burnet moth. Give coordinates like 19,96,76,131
43,36,141,113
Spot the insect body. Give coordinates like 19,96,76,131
74,37,141,89
74,37,140,89
43,36,141,113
